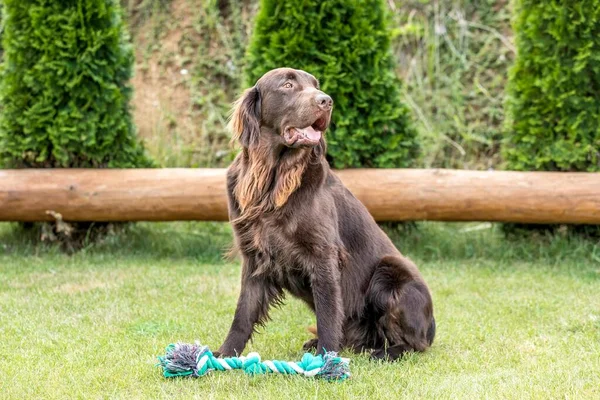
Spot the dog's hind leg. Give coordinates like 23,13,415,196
367,255,435,361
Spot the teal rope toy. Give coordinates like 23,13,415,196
157,342,351,381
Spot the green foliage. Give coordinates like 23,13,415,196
115,0,514,169
504,0,600,172
245,0,418,168
121,0,171,35
0,0,152,168
393,0,514,169
187,0,251,167
123,0,252,168
0,4,3,60
121,0,171,20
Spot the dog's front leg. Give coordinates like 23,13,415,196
217,257,282,357
310,262,343,355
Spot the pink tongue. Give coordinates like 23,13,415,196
301,126,321,141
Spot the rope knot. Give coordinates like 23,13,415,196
243,352,267,375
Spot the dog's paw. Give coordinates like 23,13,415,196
370,348,387,360
302,338,319,352
212,349,236,358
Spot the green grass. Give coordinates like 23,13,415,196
1,222,599,399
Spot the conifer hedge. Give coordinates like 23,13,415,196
245,0,418,168
503,0,600,236
504,0,600,172
0,0,151,168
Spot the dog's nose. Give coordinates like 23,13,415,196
315,93,333,111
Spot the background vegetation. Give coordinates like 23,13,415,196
123,0,254,167
123,0,513,169
503,0,600,172
245,0,418,168
7,0,595,172
393,0,513,169
0,0,151,168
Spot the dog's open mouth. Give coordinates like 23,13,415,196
284,117,328,147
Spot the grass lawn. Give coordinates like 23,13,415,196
1,221,599,399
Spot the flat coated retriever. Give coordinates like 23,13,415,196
217,68,435,360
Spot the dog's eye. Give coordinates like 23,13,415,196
283,82,293,89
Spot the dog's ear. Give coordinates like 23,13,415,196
229,86,261,148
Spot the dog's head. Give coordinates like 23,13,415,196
230,68,333,149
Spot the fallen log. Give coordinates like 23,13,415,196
0,168,599,224
0,169,228,222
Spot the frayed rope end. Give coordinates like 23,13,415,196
157,342,212,378
317,351,351,381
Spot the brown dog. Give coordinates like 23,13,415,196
217,68,435,360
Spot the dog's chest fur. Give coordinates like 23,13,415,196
236,204,349,305
230,152,339,298
238,215,299,272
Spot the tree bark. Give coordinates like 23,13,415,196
1,168,599,224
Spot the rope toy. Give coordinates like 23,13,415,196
157,342,351,381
